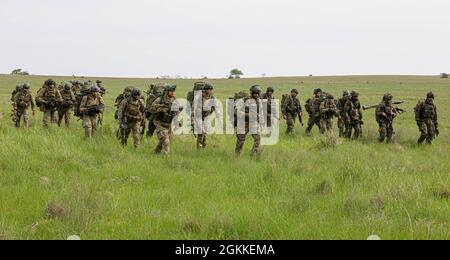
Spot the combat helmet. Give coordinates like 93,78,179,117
383,93,393,102
291,89,299,95
351,90,359,98
343,90,350,97
427,92,435,99
250,85,262,95
267,87,275,93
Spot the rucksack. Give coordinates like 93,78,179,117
146,84,166,112
305,98,312,114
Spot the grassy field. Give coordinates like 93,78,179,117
0,74,449,240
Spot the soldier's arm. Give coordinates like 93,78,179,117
117,100,127,120
36,88,45,103
98,97,105,112
56,90,63,102
71,92,76,103
150,98,167,114
139,100,146,114
13,93,20,110
30,94,36,111
434,105,438,128
281,98,289,115
79,96,88,113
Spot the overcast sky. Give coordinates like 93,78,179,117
0,0,449,78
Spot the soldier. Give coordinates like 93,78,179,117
337,90,351,137
36,79,62,127
118,89,146,148
96,80,106,96
79,86,105,139
376,93,397,143
12,83,35,128
319,93,337,134
145,83,166,137
150,85,181,155
344,90,363,139
235,85,263,156
261,87,276,128
115,86,136,120
74,82,92,118
71,81,82,94
58,83,76,127
194,83,216,150
282,89,302,134
415,92,438,145
305,88,324,134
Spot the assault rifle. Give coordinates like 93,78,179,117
363,101,405,111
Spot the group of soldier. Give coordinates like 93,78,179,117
9,79,440,157
11,79,106,138
278,87,439,145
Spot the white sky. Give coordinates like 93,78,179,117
0,0,449,78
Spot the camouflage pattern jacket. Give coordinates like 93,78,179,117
344,99,363,123
118,97,145,123
150,95,181,127
282,96,301,116
320,98,337,119
376,102,397,124
415,99,438,126
14,91,35,111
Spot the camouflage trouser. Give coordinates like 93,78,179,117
43,109,57,127
58,108,72,127
236,129,261,156
154,121,172,155
122,121,141,148
418,119,436,145
266,114,272,128
306,115,322,134
320,117,334,134
285,113,296,134
83,114,99,139
15,109,29,128
347,121,362,139
378,121,394,143
337,117,349,137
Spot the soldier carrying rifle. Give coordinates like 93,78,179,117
79,86,105,139
36,79,62,127
12,83,36,129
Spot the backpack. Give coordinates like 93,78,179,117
146,84,166,112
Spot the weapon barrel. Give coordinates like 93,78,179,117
363,105,378,111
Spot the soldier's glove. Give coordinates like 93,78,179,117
360,120,364,125
436,129,439,136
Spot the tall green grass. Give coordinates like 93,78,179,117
0,74,449,240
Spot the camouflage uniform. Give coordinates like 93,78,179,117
11,85,22,102
193,84,216,149
282,89,302,134
12,84,35,128
150,85,181,155
36,79,62,127
305,89,324,134
261,87,276,128
71,81,81,94
319,94,337,133
415,92,438,145
336,90,351,137
80,87,105,139
145,84,166,137
58,84,76,127
118,89,146,148
376,93,397,143
344,91,363,139
235,85,262,156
